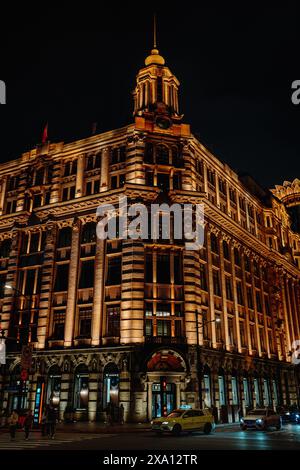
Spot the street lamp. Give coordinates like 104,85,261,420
195,311,221,409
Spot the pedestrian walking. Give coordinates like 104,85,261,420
119,404,124,424
8,410,19,441
46,406,57,439
23,410,33,440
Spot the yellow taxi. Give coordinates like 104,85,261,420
151,407,215,436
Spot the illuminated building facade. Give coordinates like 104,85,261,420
0,42,300,424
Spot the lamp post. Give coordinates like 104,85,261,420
195,310,221,409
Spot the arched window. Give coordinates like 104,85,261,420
74,364,89,410
156,145,169,165
46,365,61,408
103,363,119,410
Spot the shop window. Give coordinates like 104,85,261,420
74,371,89,410
218,374,226,405
103,363,119,410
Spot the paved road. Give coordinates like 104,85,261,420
0,424,299,450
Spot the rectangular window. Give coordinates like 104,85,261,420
157,173,170,190
174,253,182,284
236,281,244,305
157,320,171,337
225,277,233,300
106,257,121,285
79,260,95,288
156,303,171,317
213,271,221,296
106,305,120,336
247,287,254,309
157,254,170,284
146,171,154,186
54,264,69,291
239,321,246,348
145,254,153,283
228,317,235,346
145,319,153,336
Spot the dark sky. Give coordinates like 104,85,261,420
1,5,299,189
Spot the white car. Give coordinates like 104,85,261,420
240,408,281,431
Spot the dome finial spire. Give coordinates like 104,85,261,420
145,13,165,66
153,13,157,49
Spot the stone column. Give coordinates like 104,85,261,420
100,148,110,192
50,159,62,204
120,240,145,344
64,219,81,347
231,242,241,351
75,155,85,198
59,369,72,421
91,238,105,346
16,169,28,212
181,141,193,191
219,235,230,349
0,176,7,215
206,229,216,345
88,372,98,422
126,134,145,185
183,249,199,345
37,222,58,349
215,174,220,208
119,356,131,423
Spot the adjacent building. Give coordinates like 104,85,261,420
0,41,300,424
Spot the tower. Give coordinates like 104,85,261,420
132,17,184,132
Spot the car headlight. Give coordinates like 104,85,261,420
256,419,263,424
240,418,244,423
286,412,290,416
162,421,169,425
150,420,153,425
296,414,300,419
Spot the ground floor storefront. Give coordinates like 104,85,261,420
0,345,298,424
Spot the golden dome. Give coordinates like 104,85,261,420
145,48,165,66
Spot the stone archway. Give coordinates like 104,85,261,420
145,349,187,420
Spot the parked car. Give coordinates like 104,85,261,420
151,408,215,436
278,406,300,424
240,408,281,431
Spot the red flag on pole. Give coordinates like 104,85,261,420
42,123,48,144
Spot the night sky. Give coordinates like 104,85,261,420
1,5,299,189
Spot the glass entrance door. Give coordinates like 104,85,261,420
152,380,176,418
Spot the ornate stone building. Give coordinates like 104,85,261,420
0,42,300,424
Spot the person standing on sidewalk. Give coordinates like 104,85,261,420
8,410,19,441
47,406,57,439
23,410,33,440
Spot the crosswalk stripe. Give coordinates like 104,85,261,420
0,433,115,449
